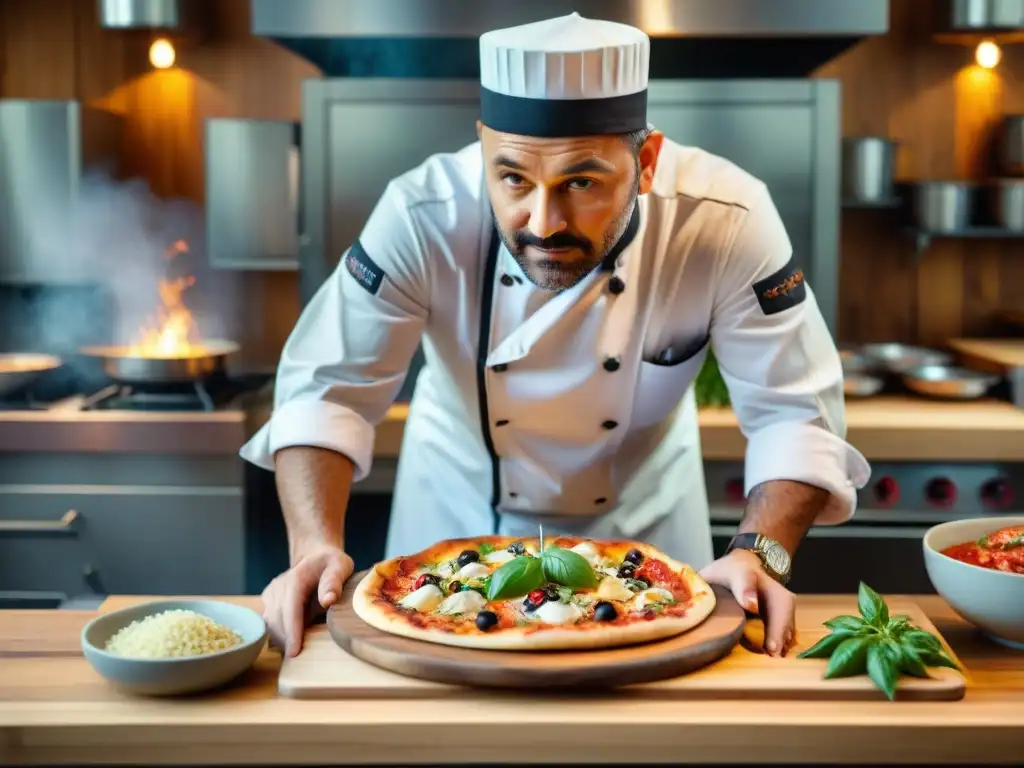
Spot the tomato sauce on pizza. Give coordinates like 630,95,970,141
351,535,716,650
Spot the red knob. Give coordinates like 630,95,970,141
980,477,1014,510
925,477,957,508
872,476,900,507
725,479,745,505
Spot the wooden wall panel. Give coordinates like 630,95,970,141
0,0,314,370
815,0,1024,346
1,0,1022,363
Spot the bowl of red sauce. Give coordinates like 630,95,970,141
923,516,1024,650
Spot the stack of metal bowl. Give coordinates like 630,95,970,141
846,343,1001,400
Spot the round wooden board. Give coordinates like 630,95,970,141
327,571,746,690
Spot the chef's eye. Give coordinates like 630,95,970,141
566,178,595,191
501,173,525,187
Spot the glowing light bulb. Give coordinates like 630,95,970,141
149,38,176,69
975,39,1001,69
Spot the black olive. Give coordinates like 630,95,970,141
593,601,617,622
457,549,480,567
448,580,463,594
475,610,499,631
617,564,636,579
544,585,561,602
508,541,526,555
414,573,440,590
624,548,644,565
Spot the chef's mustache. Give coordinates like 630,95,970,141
514,231,592,256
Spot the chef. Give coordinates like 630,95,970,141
241,13,871,659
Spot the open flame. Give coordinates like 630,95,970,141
127,240,208,358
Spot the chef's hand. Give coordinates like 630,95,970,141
260,545,354,657
699,549,796,657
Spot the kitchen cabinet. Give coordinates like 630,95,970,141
204,118,300,271
0,100,122,284
0,453,245,604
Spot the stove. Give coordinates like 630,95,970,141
705,459,1024,596
0,369,270,414
77,372,266,413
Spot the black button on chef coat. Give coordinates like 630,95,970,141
601,420,618,430
492,363,508,372
603,357,620,372
500,274,515,286
608,276,625,294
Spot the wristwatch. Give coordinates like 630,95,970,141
727,532,792,585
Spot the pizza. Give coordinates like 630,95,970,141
351,535,717,650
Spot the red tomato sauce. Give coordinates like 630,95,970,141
941,525,1024,575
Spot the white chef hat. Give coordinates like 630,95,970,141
479,12,650,138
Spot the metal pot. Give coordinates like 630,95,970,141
998,115,1024,176
77,340,239,385
990,179,1024,231
841,136,897,204
0,353,62,398
949,0,1024,29
911,181,975,233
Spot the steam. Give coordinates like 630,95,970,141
3,169,238,357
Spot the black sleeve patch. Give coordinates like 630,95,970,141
344,240,385,296
751,257,806,315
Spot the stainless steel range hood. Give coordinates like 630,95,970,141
98,0,182,29
252,0,888,38
252,0,889,78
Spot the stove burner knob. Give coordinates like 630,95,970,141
980,477,1014,510
725,478,745,505
925,477,958,508
871,476,900,507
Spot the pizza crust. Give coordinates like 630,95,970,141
351,537,717,651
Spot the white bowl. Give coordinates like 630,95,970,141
923,516,1024,650
81,599,268,695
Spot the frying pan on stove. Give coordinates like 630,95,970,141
77,340,240,385
0,353,63,398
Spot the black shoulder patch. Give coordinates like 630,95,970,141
344,240,385,296
751,257,806,315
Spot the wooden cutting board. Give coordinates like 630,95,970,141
279,586,966,701
949,338,1024,370
326,580,746,690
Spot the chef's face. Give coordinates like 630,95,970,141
479,123,663,291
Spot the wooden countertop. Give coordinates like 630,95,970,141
374,396,1024,461
1,594,1022,765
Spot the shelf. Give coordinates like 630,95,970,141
842,197,903,210
904,226,1024,254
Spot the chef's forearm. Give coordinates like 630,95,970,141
274,446,354,562
737,479,830,555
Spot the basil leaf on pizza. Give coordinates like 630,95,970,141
487,555,545,600
540,547,598,589
350,535,717,651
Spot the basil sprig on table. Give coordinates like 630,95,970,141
486,546,597,600
797,582,960,700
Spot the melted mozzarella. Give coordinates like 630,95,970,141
484,549,516,565
534,600,583,625
453,562,491,580
436,590,487,616
633,587,674,611
601,566,619,577
399,584,444,612
436,561,455,578
596,576,634,602
569,541,601,566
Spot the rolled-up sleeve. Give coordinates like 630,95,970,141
709,184,871,524
239,182,430,482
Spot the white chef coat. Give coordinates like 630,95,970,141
240,136,871,569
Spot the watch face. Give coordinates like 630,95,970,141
763,542,791,575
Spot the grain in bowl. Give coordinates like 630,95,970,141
105,608,242,659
